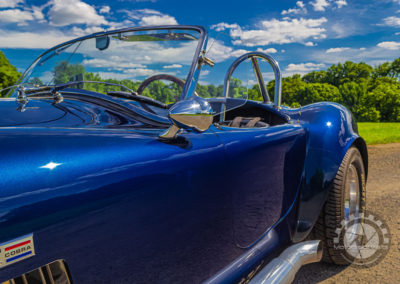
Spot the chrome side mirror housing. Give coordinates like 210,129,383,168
160,96,213,139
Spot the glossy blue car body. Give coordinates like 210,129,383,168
0,26,367,283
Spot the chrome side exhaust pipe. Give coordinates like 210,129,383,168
249,240,322,284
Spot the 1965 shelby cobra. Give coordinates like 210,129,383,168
0,25,367,283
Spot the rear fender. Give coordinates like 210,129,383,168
282,102,367,242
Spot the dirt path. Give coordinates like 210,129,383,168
294,143,400,284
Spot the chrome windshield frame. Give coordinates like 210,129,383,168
15,25,208,101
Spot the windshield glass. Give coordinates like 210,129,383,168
13,28,202,104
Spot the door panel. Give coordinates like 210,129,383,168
214,124,306,247
0,129,239,283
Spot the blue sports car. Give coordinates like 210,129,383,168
0,25,367,284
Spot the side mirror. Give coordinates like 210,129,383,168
159,96,213,139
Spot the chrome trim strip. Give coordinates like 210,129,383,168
248,240,322,284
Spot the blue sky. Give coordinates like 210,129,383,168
0,0,400,85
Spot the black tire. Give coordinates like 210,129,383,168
310,146,366,264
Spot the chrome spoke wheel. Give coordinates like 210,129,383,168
344,164,361,243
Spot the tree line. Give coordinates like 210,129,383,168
265,60,400,122
1,50,399,122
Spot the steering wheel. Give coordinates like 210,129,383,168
128,74,185,109
137,74,185,95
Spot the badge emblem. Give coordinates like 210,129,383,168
0,234,35,268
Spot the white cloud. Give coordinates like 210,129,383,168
285,62,326,76
281,1,307,15
139,15,177,26
96,72,140,81
0,5,46,25
0,30,73,48
39,71,54,84
206,39,248,62
256,47,278,53
311,0,330,11
97,68,177,81
121,8,161,20
124,68,156,76
305,41,316,46
71,26,104,36
77,40,198,71
200,70,210,76
107,19,135,30
218,17,327,47
82,57,146,69
32,6,45,21
0,0,23,8
48,0,108,27
0,9,34,24
326,47,350,53
308,46,400,65
120,8,177,26
163,64,183,69
377,41,400,50
99,6,110,14
335,0,347,8
262,72,276,81
210,22,240,32
382,16,400,27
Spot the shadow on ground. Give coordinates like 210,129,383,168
293,263,347,283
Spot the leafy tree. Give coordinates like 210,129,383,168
365,82,400,122
296,83,341,106
27,77,44,86
248,84,263,101
373,62,392,78
268,75,306,107
326,61,372,87
389,58,400,79
228,78,247,99
53,60,85,84
0,51,21,97
302,70,327,84
339,81,368,118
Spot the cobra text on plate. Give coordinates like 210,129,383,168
0,234,35,268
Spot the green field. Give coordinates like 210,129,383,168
358,123,400,145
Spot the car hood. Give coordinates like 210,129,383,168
0,98,166,129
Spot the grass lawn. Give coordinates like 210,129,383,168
358,122,400,145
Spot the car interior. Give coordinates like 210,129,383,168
208,99,289,129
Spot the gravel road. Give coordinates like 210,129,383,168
294,143,400,284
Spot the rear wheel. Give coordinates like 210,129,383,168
310,146,366,264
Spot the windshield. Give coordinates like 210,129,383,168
12,27,203,104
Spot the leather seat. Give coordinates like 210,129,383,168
226,117,269,128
